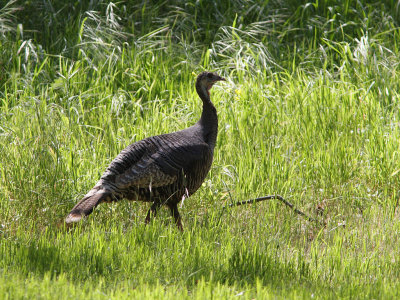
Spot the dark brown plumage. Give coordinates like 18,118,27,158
65,71,225,230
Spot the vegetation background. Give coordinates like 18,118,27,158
1,0,400,298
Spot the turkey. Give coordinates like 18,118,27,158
65,71,225,230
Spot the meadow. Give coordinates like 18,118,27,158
1,0,400,298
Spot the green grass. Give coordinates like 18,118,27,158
1,0,400,298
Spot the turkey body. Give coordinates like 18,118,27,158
65,72,225,230
98,126,214,207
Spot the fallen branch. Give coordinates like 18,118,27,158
223,195,320,224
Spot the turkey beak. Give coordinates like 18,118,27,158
212,77,225,85
208,76,225,90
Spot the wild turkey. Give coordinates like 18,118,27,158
65,71,225,230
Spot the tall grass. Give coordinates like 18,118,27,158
1,0,400,298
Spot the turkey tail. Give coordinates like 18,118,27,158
65,191,110,224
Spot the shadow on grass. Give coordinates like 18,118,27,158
3,223,325,297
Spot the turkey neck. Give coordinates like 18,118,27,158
196,83,218,149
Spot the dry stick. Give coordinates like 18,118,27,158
222,195,319,224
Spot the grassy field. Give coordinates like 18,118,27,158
1,0,400,298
